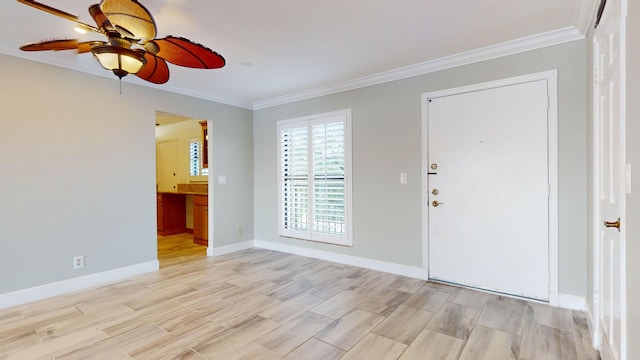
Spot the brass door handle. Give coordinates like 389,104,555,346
604,218,621,231
432,200,444,207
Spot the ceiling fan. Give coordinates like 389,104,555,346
17,0,225,84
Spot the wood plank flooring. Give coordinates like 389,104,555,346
157,233,207,267
0,235,600,359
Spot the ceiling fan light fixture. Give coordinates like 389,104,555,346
91,45,146,79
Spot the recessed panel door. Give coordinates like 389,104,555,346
594,0,626,358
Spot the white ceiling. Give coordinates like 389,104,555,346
0,0,596,109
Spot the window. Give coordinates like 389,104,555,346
189,138,208,180
278,109,352,246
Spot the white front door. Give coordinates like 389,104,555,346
427,78,551,300
594,0,627,358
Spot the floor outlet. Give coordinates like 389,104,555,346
73,255,84,269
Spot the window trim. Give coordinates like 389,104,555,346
277,109,353,246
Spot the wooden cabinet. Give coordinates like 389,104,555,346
193,195,208,246
157,193,186,235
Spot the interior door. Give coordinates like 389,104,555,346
594,0,627,358
157,139,177,192
428,80,550,300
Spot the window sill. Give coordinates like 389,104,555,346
279,233,353,247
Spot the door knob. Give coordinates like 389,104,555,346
432,200,444,207
604,218,621,231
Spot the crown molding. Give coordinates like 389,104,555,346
135,80,253,110
1,24,586,112
0,42,253,110
252,26,584,110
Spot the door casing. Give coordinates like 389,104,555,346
420,70,560,305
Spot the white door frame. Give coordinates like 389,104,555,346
206,119,214,254
420,70,560,305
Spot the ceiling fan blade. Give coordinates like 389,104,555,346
100,0,157,42
17,0,100,33
136,52,170,84
88,4,114,32
147,36,225,69
78,41,105,54
20,39,104,53
20,39,79,52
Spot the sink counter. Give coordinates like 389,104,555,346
157,191,208,196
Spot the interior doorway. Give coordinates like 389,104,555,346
155,111,209,266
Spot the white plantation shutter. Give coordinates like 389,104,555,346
278,110,352,246
312,121,345,236
189,141,201,176
280,125,309,233
189,140,208,178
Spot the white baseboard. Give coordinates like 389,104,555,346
557,293,587,311
2,241,587,314
207,240,255,257
0,260,159,310
253,239,426,279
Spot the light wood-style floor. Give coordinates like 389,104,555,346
157,233,207,267
0,234,600,359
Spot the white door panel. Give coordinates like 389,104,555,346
594,0,626,358
428,80,550,300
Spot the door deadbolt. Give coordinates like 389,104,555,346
432,189,439,195
430,163,438,170
432,200,444,207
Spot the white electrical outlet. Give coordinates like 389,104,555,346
73,255,84,269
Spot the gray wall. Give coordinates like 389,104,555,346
0,54,253,295
254,40,588,297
